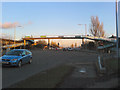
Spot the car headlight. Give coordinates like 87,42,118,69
11,59,18,61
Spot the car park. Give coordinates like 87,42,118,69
2,49,32,67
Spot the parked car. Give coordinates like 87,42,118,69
63,48,67,51
2,49,32,67
50,47,55,50
56,47,61,50
74,48,81,51
67,48,73,51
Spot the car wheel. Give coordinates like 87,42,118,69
18,61,22,67
29,58,32,64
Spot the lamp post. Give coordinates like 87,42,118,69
78,24,87,49
78,24,87,36
14,25,23,49
116,0,119,58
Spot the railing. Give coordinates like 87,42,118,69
23,35,116,43
97,43,115,50
85,36,116,43
2,42,28,49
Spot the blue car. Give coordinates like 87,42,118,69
2,49,32,67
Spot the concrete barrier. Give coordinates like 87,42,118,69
98,56,106,73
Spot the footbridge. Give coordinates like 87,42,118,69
22,35,116,50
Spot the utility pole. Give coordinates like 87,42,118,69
116,0,119,58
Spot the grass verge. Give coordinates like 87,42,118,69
9,65,73,88
105,57,120,73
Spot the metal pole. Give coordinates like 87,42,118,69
116,0,119,58
85,24,86,49
78,24,87,36
85,24,87,36
78,24,87,49
14,27,16,49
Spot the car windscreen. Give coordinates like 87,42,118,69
6,50,23,56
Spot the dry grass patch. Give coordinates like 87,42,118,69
9,65,73,88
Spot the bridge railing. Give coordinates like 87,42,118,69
2,42,28,49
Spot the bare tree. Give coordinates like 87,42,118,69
90,16,105,37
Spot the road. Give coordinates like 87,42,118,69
2,49,98,88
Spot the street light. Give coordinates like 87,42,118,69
78,24,87,49
78,24,87,36
14,25,23,49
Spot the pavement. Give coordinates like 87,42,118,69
58,63,97,88
58,63,119,88
88,77,119,88
2,49,98,88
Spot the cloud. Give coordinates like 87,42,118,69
0,21,33,29
0,22,19,29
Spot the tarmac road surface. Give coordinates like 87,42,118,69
2,49,98,88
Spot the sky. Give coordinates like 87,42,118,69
1,2,117,40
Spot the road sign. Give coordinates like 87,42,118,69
25,36,30,38
40,36,46,38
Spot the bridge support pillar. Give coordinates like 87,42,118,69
82,38,85,49
48,39,50,49
82,38,85,45
5,40,7,45
24,40,26,49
